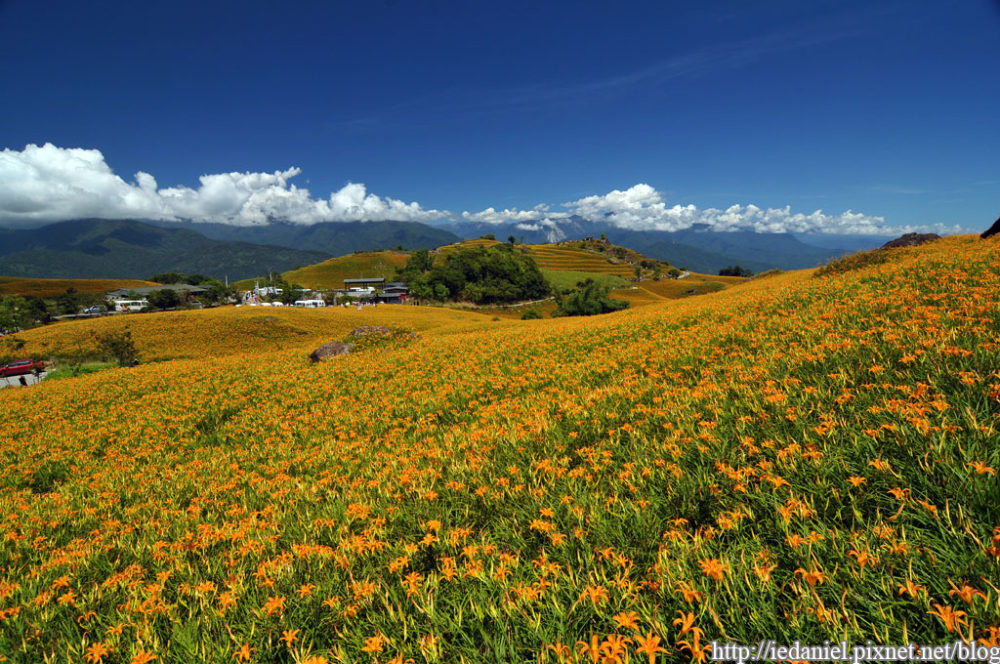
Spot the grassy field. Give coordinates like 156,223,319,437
0,277,158,298
539,269,629,292
2,236,998,663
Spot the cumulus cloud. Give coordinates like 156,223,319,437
562,183,901,234
0,143,445,227
2,144,959,236
461,203,568,225
465,183,960,236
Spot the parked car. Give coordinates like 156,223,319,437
83,305,103,314
0,359,45,377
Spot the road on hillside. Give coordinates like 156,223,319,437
0,371,48,390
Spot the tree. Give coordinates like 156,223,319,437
146,289,180,310
56,288,82,315
553,279,629,317
395,244,549,305
718,265,753,277
507,235,516,245
0,296,37,333
95,327,139,367
150,272,185,284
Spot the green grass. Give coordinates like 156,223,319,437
43,360,117,381
540,269,629,292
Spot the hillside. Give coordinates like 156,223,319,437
276,238,743,308
275,250,412,290
435,238,656,279
0,276,158,297
0,219,331,280
10,304,494,363
2,236,999,661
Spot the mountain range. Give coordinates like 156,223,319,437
438,217,892,274
0,219,331,280
146,219,462,256
0,216,894,280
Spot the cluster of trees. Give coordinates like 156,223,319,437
396,246,550,304
0,295,50,334
146,272,237,308
718,265,753,277
553,279,629,317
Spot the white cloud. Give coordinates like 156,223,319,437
1,144,960,236
561,183,904,234
0,143,445,227
560,183,962,235
461,183,962,235
461,203,568,225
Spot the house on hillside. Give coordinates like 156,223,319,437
107,284,210,311
343,277,385,289
378,282,409,303
107,284,210,299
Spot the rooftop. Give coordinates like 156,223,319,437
344,277,385,285
107,284,210,296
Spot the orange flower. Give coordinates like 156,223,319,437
634,631,668,664
84,642,111,664
130,651,157,664
233,643,252,662
362,634,386,653
698,558,726,581
612,611,641,632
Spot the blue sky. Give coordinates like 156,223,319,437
1,0,998,234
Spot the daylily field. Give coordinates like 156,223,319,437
1,236,999,663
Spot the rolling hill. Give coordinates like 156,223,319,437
3,235,998,661
0,219,331,280
273,250,412,290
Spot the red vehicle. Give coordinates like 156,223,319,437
0,359,45,377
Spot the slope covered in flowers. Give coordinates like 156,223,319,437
10,305,496,363
0,277,158,298
1,236,998,663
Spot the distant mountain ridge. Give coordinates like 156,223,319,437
438,217,891,273
0,216,893,280
147,219,462,255
0,219,331,280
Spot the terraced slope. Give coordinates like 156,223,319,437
523,243,640,277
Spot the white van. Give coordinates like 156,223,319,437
112,299,148,312
294,299,325,308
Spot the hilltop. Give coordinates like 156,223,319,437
3,235,998,662
256,237,742,310
250,250,412,291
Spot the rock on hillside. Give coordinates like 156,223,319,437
308,341,350,362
